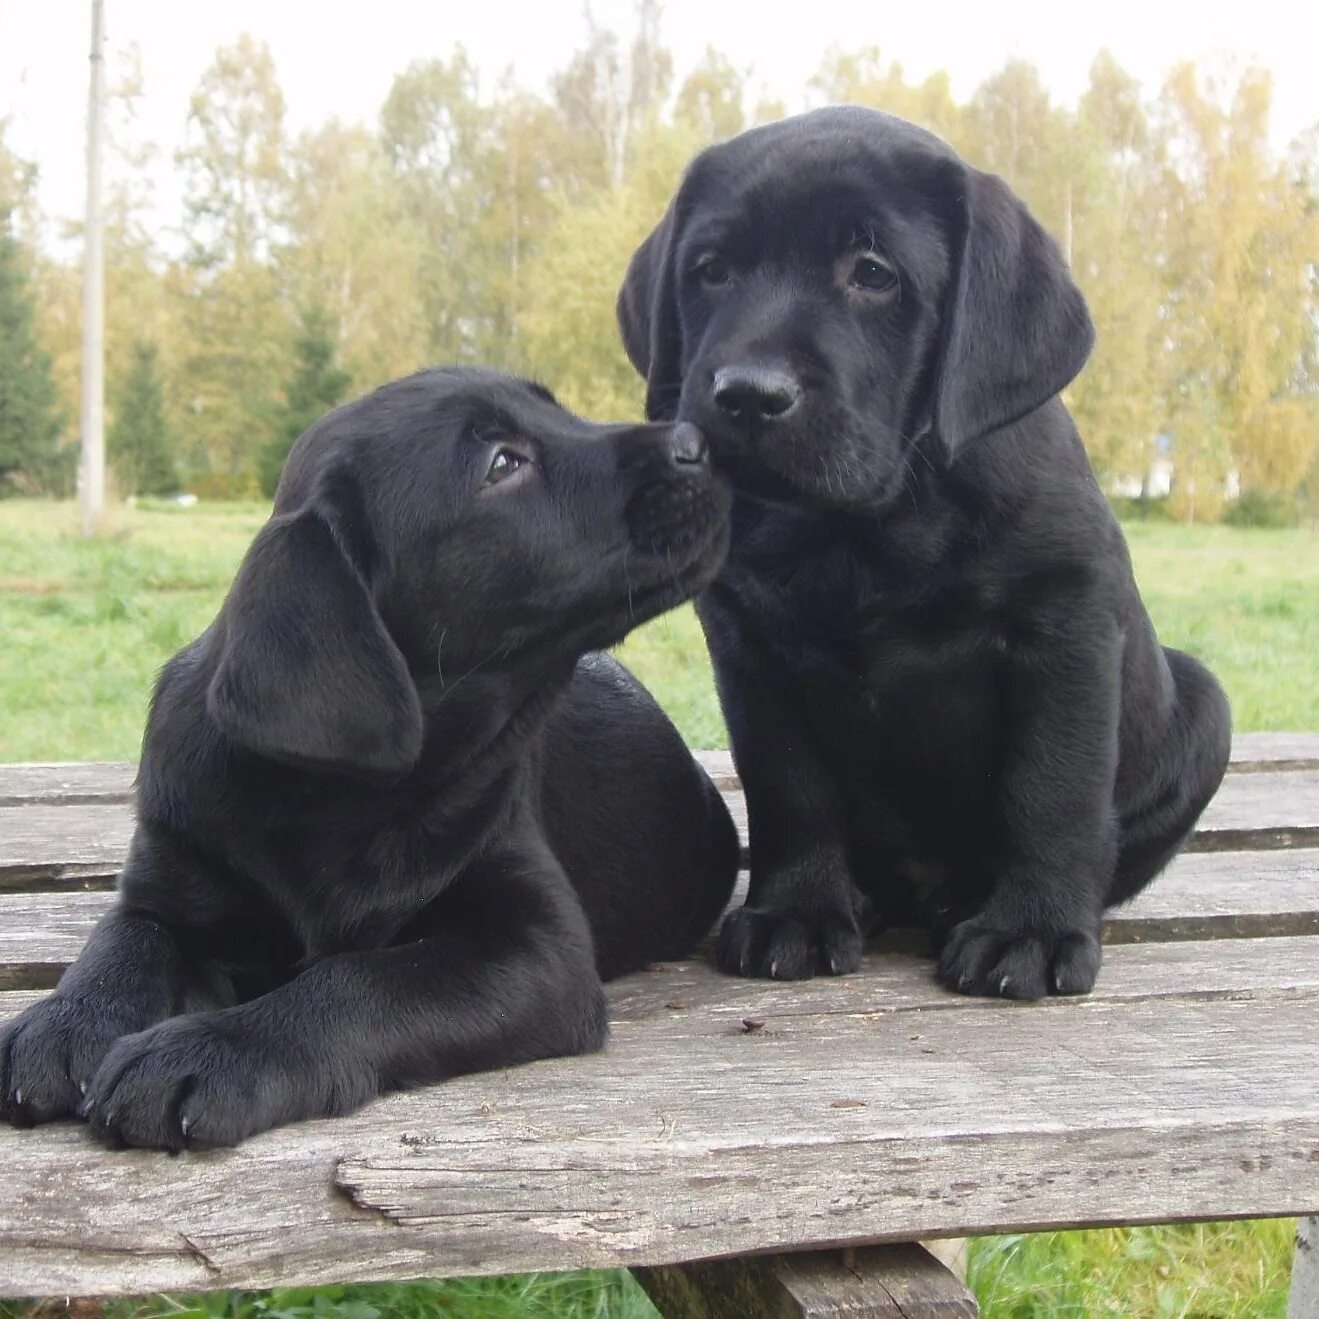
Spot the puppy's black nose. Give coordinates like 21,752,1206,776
668,423,707,466
712,366,801,420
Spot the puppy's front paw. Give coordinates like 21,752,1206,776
937,919,1101,999
82,1013,353,1151
0,996,130,1126
716,906,863,980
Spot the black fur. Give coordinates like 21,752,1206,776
0,368,737,1148
618,107,1231,998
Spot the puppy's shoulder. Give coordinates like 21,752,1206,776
137,629,230,835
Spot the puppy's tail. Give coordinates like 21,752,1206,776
1110,648,1231,904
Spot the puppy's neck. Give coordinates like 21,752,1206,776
412,657,576,790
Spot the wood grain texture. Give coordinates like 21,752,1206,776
0,937,1316,1296
2,854,1317,991
0,891,114,988
0,804,128,891
0,764,135,807
0,749,1316,1299
3,771,1317,892
631,1243,979,1317
6,936,1318,1036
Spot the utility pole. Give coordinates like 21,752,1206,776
79,0,106,536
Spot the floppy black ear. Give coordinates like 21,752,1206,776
207,507,423,777
617,205,684,421
934,167,1094,456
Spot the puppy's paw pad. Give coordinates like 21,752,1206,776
717,907,861,980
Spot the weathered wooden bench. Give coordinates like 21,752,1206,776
1,736,1317,1316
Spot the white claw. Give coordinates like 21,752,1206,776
769,960,780,977
999,975,1012,994
78,1080,88,1095
180,1115,190,1137
13,1089,22,1105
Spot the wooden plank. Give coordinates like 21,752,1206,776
0,731,1310,810
0,763,135,807
1106,848,1319,941
1290,1217,1318,1319
1187,771,1319,851
605,936,1319,1026
1230,733,1319,774
1,855,1317,992
0,804,128,891
6,937,1319,1034
0,891,113,989
631,1243,979,1317
713,773,1319,864
0,938,1316,1296
5,769,1314,893
5,934,1319,1030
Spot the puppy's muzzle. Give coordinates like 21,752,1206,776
667,422,709,466
712,365,802,422
624,424,725,558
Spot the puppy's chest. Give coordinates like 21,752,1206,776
248,773,517,956
737,552,1010,690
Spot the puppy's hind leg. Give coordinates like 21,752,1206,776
1110,648,1231,904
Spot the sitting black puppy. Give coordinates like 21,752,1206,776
0,368,736,1149
617,106,1231,999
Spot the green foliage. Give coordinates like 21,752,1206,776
13,22,1318,519
259,307,351,496
109,339,179,496
1222,490,1303,529
0,208,66,496
967,1219,1296,1317
1108,495,1175,523
79,1272,658,1319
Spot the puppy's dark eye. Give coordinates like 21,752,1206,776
485,448,527,486
851,254,899,294
694,255,732,287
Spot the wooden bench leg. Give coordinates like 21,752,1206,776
1290,1217,1318,1319
631,1242,980,1317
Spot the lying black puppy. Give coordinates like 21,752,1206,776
618,106,1231,998
0,368,736,1148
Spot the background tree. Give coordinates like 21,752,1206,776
1066,52,1166,489
107,338,177,496
258,306,351,497
0,204,66,496
176,35,290,490
281,120,429,390
1154,64,1318,519
7,17,1318,520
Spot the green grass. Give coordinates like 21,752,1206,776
966,1219,1298,1318
1,504,1314,762
0,500,1312,1317
0,500,268,762
29,1272,661,1319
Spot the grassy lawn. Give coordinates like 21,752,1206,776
1,501,1315,761
0,499,1313,1317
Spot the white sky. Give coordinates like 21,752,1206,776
3,0,1317,245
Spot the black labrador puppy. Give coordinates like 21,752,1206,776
0,368,737,1148
617,107,1231,999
